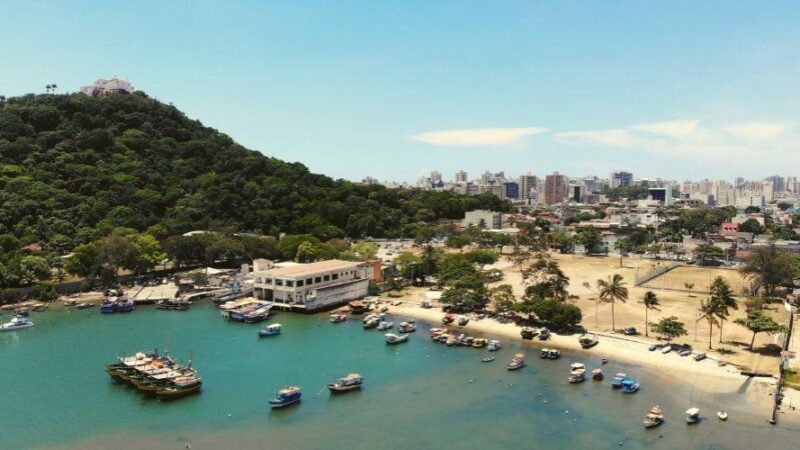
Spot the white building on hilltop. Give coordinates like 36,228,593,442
80,78,136,97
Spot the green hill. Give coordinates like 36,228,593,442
0,92,507,265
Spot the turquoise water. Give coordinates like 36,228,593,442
0,305,796,450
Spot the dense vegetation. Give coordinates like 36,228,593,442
0,92,509,288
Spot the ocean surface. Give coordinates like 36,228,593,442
0,303,796,450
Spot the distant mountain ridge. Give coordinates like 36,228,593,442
0,91,509,251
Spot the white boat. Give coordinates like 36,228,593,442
398,321,416,333
717,410,728,421
661,345,673,354
507,353,526,370
376,321,394,331
328,373,363,393
686,407,700,424
643,405,664,428
568,363,586,383
0,315,35,331
486,340,501,351
385,333,409,344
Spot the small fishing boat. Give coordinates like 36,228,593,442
362,315,380,329
621,378,640,393
611,372,627,389
547,349,561,360
116,298,135,313
398,321,416,333
429,327,446,339
520,327,536,340
717,410,728,421
578,334,599,349
540,348,550,359
348,300,368,314
591,368,604,380
568,363,586,383
539,327,551,340
63,299,79,307
486,340,501,351
457,316,469,326
376,320,394,331
507,353,525,370
693,352,707,361
686,407,700,424
643,405,664,428
472,338,488,348
445,334,461,346
99,299,118,314
156,375,202,400
481,357,496,363
330,313,347,323
328,373,363,393
442,314,455,325
661,345,673,354
155,298,190,311
385,333,409,344
258,323,282,337
0,315,35,331
269,385,302,408
76,302,94,309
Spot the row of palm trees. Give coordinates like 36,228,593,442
593,273,739,350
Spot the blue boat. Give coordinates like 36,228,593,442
99,300,117,314
269,385,301,408
116,298,135,313
258,323,282,337
621,378,640,393
611,372,627,389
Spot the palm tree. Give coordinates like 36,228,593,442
597,274,628,331
642,291,660,337
709,276,737,343
697,298,721,350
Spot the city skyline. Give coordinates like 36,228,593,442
2,1,799,182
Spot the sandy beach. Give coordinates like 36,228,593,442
387,301,800,423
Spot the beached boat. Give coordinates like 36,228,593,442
611,372,627,389
717,410,728,421
76,302,94,309
328,373,363,393
363,314,380,329
539,348,550,359
547,349,561,360
385,333,409,344
539,327,550,340
592,368,604,380
398,321,416,333
568,363,586,383
376,320,394,331
330,313,347,323
442,314,455,325
643,405,664,428
258,323,282,337
348,300,368,314
486,340,501,352
520,327,536,340
472,338,488,348
686,407,700,424
269,385,302,408
621,378,640,393
457,316,469,326
693,352,707,361
579,334,599,349
0,315,34,331
507,353,525,370
155,298,190,311
661,345,673,354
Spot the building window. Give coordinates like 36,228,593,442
265,278,273,284
306,278,313,285
286,280,294,287
315,276,322,283
332,273,339,280
276,279,283,286
296,280,304,287
323,275,330,281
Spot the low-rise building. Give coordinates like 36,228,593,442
462,210,502,229
252,259,373,312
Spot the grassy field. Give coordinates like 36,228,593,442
641,265,753,294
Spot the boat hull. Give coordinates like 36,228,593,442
328,384,362,393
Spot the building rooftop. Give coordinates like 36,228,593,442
258,259,362,278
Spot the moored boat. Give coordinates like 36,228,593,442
591,368,604,380
643,405,664,428
376,320,394,331
385,333,409,344
520,327,536,340
611,372,627,389
0,315,34,331
348,300,368,314
362,314,380,329
258,323,282,337
539,348,550,359
99,299,118,314
269,385,302,408
539,327,551,340
621,378,640,393
116,297,135,313
398,321,416,333
328,373,363,393
717,410,728,421
76,302,94,309
486,340,501,351
330,313,347,323
481,357,495,363
155,298,190,311
472,338,487,348
507,353,525,370
686,407,700,424
568,363,586,383
156,377,202,400
547,349,561,360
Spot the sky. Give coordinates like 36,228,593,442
1,1,799,183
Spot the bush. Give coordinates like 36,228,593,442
30,282,58,301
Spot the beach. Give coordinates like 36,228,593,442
388,302,800,423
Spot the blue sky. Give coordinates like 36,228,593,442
1,1,799,182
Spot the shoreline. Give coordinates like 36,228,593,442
387,303,800,423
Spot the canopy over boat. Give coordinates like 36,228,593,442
686,407,700,415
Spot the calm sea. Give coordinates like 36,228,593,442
0,304,796,449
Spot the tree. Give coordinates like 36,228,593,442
440,286,488,312
739,218,765,235
597,274,628,331
651,316,688,341
576,226,605,255
613,238,631,268
445,234,472,252
465,249,499,269
531,299,582,331
642,291,660,337
351,241,378,260
488,284,515,311
739,245,798,296
522,258,570,302
734,311,788,351
549,229,575,254
277,234,320,260
709,276,737,343
697,298,721,349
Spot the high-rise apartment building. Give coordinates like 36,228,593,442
545,172,568,204
454,170,468,183
610,170,633,188
519,175,538,199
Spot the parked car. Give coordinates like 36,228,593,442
622,327,638,336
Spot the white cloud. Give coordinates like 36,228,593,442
413,127,548,147
723,122,789,141
631,119,700,139
553,129,634,147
